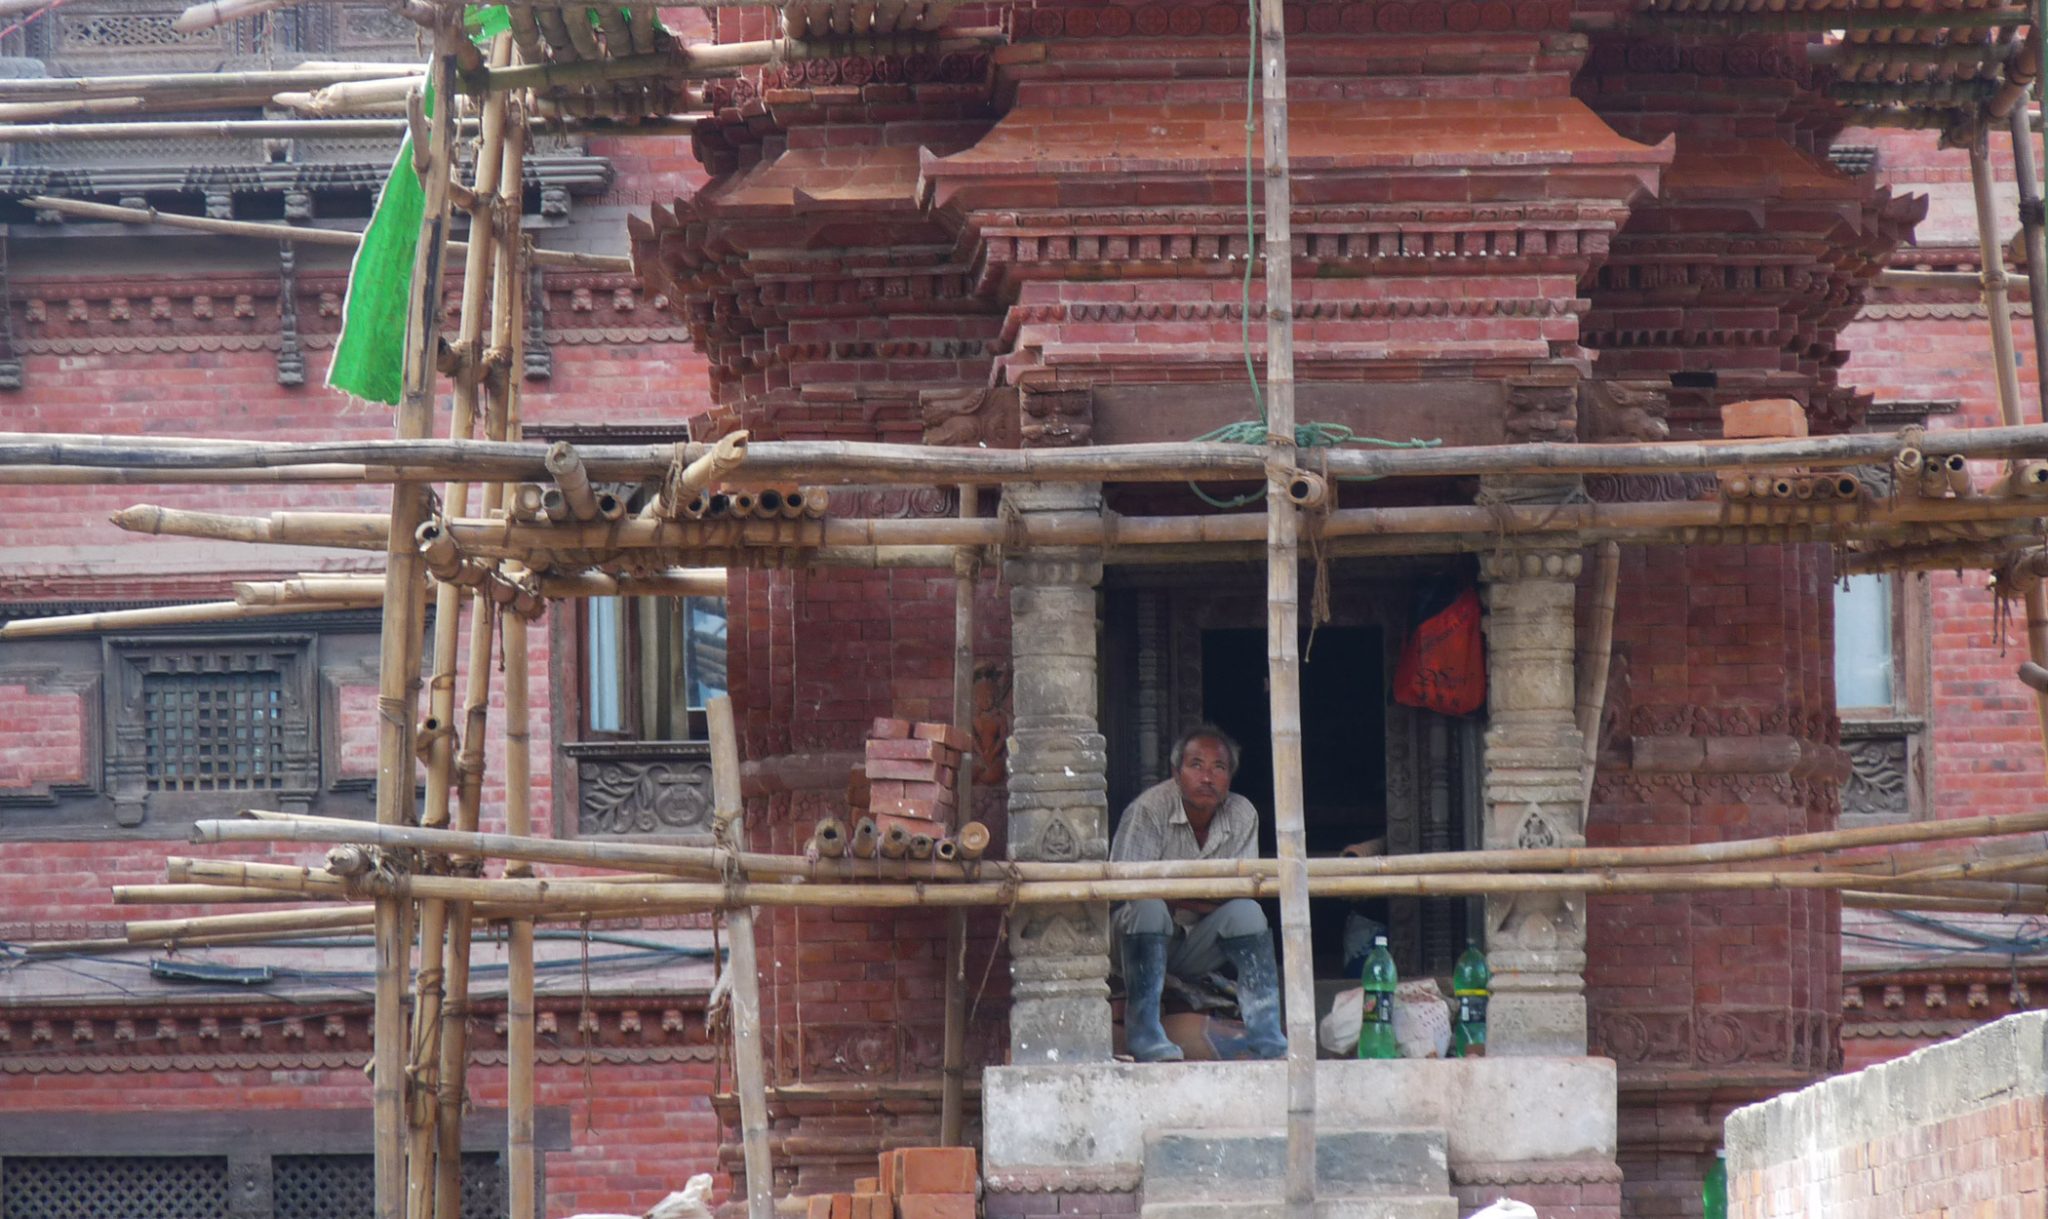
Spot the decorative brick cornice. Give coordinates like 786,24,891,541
0,995,712,1075
1015,0,1574,40
1451,1159,1626,1187
983,1167,1142,1194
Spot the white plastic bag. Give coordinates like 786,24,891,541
1469,1201,1538,1219
1393,978,1452,1059
1319,986,1364,1055
563,1172,714,1219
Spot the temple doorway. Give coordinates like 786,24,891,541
1101,562,1482,982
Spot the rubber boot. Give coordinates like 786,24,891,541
1217,932,1290,1060
1119,933,1185,1062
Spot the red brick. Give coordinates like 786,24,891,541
866,757,951,782
892,1148,977,1196
870,717,914,739
865,737,950,762
855,1178,880,1195
912,722,972,751
897,1195,975,1219
873,810,946,838
807,1197,834,1219
1719,397,1808,439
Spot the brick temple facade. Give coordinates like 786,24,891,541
1,4,2045,1219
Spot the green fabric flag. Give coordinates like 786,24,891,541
324,80,434,406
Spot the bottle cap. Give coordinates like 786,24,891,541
1372,934,1388,945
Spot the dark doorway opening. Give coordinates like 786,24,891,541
1201,626,1387,977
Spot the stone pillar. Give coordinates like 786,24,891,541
1002,481,1112,1064
1479,542,1588,1056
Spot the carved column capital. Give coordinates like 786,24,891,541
1477,548,1585,584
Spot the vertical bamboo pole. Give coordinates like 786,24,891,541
1254,0,1316,1215
498,103,539,1219
710,696,775,1219
1576,541,1620,807
939,484,975,1148
1970,137,2048,752
435,40,518,1219
378,17,461,1219
2008,106,2048,423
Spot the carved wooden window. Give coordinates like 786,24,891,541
1,1155,228,1219
105,636,317,824
1834,573,1930,825
578,596,726,743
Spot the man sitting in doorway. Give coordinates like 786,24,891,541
1110,724,1287,1062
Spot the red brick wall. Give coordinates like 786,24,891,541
1727,1014,2048,1219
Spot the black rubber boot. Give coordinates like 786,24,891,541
1218,932,1290,1060
1119,932,1186,1062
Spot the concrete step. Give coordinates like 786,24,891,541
1142,1198,1460,1219
1142,1127,1450,1204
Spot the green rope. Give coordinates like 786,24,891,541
1185,423,1442,508
1206,0,1439,510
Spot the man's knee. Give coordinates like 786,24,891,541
1124,899,1173,936
1213,898,1269,939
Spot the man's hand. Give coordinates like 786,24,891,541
1340,836,1387,859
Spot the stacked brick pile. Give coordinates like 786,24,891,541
803,1146,978,1219
863,716,970,836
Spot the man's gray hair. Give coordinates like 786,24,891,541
1170,724,1240,777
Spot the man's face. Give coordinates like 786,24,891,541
1175,737,1232,819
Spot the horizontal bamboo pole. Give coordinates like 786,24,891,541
235,576,387,606
213,860,1955,911
1843,890,2044,915
0,63,423,100
464,29,998,94
128,904,374,943
27,424,2048,487
0,118,480,142
114,883,329,904
24,197,633,272
198,804,2048,886
538,569,729,598
1,598,362,638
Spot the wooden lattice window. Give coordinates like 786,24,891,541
104,635,318,825
272,1153,505,1219
0,1154,228,1219
142,668,288,791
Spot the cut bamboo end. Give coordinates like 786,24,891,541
934,837,960,862
851,817,880,860
956,821,989,861
908,833,935,861
812,816,849,859
880,823,913,860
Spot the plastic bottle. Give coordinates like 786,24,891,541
1356,933,1399,1059
1451,939,1489,1058
1701,1149,1728,1219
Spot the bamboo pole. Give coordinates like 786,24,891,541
376,21,461,1219
498,110,539,1219
198,803,2048,883
41,423,2048,487
197,857,2022,911
414,42,513,1219
710,698,775,1219
1252,0,1315,1208
126,905,375,942
1972,136,2048,763
0,63,423,99
1577,541,1621,806
113,883,328,904
0,599,363,638
939,484,974,1148
21,196,633,272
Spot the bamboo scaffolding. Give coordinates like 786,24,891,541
0,599,364,638
176,856,2027,911
23,197,634,273
1577,541,1621,806
939,484,974,1149
1971,137,2048,760
0,63,425,101
1252,0,1315,1209
196,803,2048,882
36,423,2048,485
373,21,461,1219
708,698,775,1219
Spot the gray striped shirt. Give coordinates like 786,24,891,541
1109,779,1260,933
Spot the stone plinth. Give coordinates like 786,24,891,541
982,1059,1618,1176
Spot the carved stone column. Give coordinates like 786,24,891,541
1479,541,1588,1056
1002,481,1112,1064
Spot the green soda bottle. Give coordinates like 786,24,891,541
1701,1149,1727,1219
1451,940,1489,1058
1356,933,1399,1059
